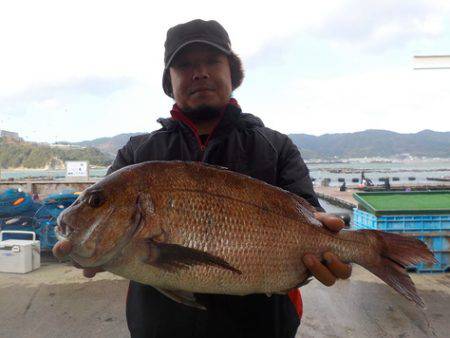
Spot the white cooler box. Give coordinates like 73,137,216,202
0,230,41,273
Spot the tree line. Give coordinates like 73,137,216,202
0,138,113,169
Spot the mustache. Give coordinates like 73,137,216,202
189,84,216,95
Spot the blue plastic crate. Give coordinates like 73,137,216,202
353,209,378,229
353,208,450,272
403,232,450,273
412,253,449,273
353,209,450,232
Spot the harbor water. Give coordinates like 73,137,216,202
0,168,107,180
2,159,449,184
307,159,450,187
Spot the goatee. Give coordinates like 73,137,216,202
183,105,222,123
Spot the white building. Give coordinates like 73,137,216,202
0,130,21,141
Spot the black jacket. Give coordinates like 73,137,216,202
108,102,323,338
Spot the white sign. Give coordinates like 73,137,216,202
66,161,89,178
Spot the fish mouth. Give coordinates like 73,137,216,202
55,206,118,263
56,208,82,241
55,203,143,268
55,223,76,240
54,226,96,260
55,225,67,241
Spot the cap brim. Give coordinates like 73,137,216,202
165,39,232,69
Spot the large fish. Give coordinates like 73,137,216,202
55,161,435,309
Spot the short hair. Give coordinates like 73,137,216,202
163,52,244,98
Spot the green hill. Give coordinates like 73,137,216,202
72,132,144,156
289,130,450,159
0,137,113,169
74,129,450,160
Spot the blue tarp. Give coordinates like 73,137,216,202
0,188,41,217
36,220,59,250
35,191,78,219
0,189,79,250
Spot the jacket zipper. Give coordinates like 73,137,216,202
170,104,227,161
175,114,222,161
199,117,223,162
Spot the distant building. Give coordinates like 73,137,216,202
413,54,450,70
49,143,85,149
0,130,21,141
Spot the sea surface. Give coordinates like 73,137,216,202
1,160,450,185
0,168,107,180
307,159,450,187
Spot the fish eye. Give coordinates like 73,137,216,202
87,191,105,208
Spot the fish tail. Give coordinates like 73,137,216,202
356,230,436,307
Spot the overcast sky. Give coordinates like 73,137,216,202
1,0,449,143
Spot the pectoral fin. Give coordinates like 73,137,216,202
156,288,206,310
143,238,242,274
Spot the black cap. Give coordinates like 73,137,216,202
164,19,232,69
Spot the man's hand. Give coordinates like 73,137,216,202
52,240,104,278
302,212,352,286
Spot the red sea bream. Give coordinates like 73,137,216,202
55,161,436,308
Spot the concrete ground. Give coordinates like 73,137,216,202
0,255,449,338
314,186,359,206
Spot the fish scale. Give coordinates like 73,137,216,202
153,189,317,293
56,161,436,308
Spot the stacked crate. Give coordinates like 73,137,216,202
353,191,450,272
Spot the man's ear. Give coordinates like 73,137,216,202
167,74,173,98
163,69,174,98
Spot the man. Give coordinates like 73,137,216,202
54,19,351,338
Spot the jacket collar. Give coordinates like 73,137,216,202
168,98,238,136
157,98,264,131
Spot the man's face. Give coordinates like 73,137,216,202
169,44,232,114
